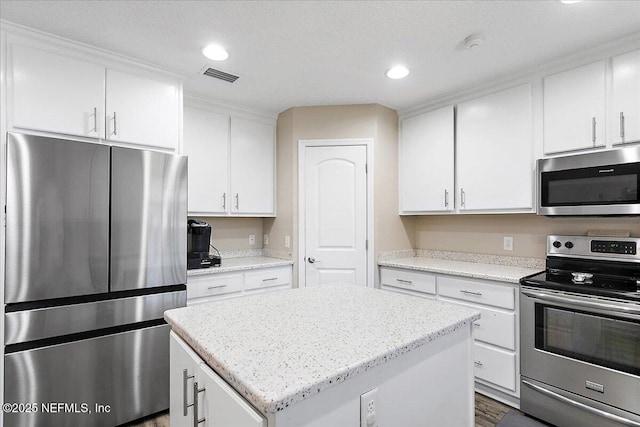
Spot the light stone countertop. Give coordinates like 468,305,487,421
164,284,480,414
187,256,293,276
378,257,543,284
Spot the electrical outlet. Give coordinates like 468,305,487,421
504,236,514,251
263,234,269,245
360,388,378,427
285,235,291,248
249,234,256,245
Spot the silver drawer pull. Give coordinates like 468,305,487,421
262,277,278,282
207,284,227,290
193,382,205,426
396,278,413,284
183,369,194,416
474,361,483,367
473,322,481,327
460,289,482,296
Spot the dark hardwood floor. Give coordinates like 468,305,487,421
124,393,519,426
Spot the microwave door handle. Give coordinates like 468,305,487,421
522,290,640,319
522,380,640,427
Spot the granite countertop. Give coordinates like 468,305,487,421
187,256,293,276
164,284,480,415
378,256,543,284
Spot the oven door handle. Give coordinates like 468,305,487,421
522,380,640,427
521,290,640,319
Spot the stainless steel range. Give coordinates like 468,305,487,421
520,235,640,427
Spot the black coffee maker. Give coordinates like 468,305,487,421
187,219,221,269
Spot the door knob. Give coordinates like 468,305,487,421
308,257,316,263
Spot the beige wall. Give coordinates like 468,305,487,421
189,216,264,250
414,214,640,259
266,104,414,286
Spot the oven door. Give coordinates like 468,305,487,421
520,287,640,425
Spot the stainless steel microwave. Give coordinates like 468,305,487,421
538,146,640,216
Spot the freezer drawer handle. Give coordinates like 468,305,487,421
522,380,640,427
193,381,206,426
183,369,195,416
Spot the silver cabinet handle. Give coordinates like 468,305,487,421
474,361,483,367
620,112,625,139
591,116,596,144
522,380,640,427
207,284,227,290
473,322,481,327
460,289,482,296
461,188,465,208
222,193,226,210
111,112,118,136
235,193,239,210
183,369,194,416
262,277,278,282
396,278,413,285
193,381,205,427
93,107,98,133
444,189,449,208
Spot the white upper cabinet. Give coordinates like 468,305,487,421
543,61,606,154
457,83,534,212
10,44,104,138
105,69,180,150
399,106,454,214
7,34,181,151
611,49,640,145
182,107,275,217
183,106,230,214
230,117,275,215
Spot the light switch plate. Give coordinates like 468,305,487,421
264,234,269,245
504,236,514,251
285,235,291,248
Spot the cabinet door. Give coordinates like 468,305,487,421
456,83,533,211
198,363,266,427
170,332,203,427
543,61,606,154
105,69,180,150
399,106,454,213
611,49,640,145
10,44,104,138
230,118,275,215
183,106,230,214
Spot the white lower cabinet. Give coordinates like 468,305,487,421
380,266,520,400
187,265,292,305
170,332,266,427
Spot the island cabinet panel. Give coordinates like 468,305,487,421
170,333,266,427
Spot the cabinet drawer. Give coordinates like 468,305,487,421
244,267,291,291
438,276,515,309
446,300,515,350
188,273,243,300
380,268,436,295
473,343,516,391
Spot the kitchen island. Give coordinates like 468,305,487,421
165,284,480,427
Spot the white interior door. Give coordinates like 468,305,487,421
304,145,367,286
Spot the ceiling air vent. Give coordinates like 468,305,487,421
201,66,239,83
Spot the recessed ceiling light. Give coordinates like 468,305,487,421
386,65,410,79
202,44,229,61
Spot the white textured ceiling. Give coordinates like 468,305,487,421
1,1,640,115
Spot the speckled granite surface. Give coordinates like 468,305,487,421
187,256,293,276
378,256,542,284
165,284,480,414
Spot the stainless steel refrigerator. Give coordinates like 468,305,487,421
4,132,187,426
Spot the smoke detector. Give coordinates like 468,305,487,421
464,33,485,49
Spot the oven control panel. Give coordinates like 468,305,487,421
591,240,636,255
548,235,640,261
